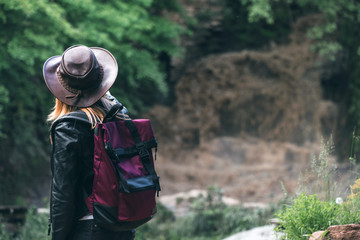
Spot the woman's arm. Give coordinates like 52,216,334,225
50,120,85,240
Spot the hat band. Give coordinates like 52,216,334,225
56,64,104,100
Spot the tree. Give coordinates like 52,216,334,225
241,0,360,157
0,0,185,204
241,0,360,60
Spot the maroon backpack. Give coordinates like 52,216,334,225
86,104,161,231
51,104,161,232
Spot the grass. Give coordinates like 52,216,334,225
275,136,360,239
4,136,360,240
136,185,276,240
0,186,276,240
275,193,339,240
0,208,49,240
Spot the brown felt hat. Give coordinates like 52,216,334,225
43,45,118,107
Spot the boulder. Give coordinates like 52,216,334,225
309,224,360,240
309,231,326,240
328,224,360,240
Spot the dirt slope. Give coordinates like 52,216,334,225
146,15,340,203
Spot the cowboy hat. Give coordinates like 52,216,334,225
43,45,118,107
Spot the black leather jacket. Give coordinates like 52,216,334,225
49,95,128,240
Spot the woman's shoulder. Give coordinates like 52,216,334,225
62,110,89,122
51,110,91,134
56,110,90,124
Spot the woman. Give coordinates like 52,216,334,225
43,45,134,240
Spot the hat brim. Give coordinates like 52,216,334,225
43,47,118,107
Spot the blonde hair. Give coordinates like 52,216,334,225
47,98,105,129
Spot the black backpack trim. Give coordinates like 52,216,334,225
124,120,161,196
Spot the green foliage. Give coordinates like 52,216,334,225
240,0,360,137
15,209,49,240
0,85,9,137
198,0,300,55
349,63,360,128
336,198,360,225
276,188,360,239
275,137,360,239
0,209,49,240
296,137,340,203
0,0,185,204
6,187,273,240
241,0,276,24
0,224,13,240
187,186,226,236
275,138,339,239
275,193,339,240
335,179,360,224
241,0,360,59
309,137,335,201
137,186,275,239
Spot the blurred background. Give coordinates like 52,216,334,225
1,0,360,238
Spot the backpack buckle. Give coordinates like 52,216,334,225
136,142,149,160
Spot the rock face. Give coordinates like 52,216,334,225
146,15,341,201
309,224,360,240
328,224,360,240
149,14,331,148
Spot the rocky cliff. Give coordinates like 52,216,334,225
146,14,343,203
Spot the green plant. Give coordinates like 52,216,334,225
297,137,339,201
0,85,9,138
221,204,270,234
336,198,360,225
15,208,49,240
241,0,360,59
275,135,360,239
275,193,339,240
334,179,360,224
349,130,360,181
310,137,336,201
188,186,226,236
137,186,276,239
0,223,13,240
0,209,49,240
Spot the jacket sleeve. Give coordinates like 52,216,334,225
50,119,88,240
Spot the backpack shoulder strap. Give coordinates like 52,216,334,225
103,103,124,123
